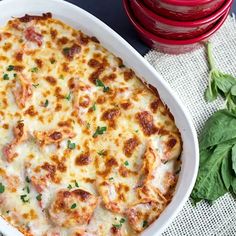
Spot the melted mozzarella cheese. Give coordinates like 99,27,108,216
0,13,181,236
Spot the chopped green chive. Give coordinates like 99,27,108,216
31,67,38,73
50,58,56,64
93,126,107,138
25,176,31,183
13,73,17,78
74,180,79,188
59,75,64,80
67,184,73,190
26,186,30,194
91,103,96,111
0,183,5,193
112,224,122,229
63,47,70,54
124,161,129,166
20,194,29,203
135,129,139,133
6,210,10,214
120,218,125,224
32,83,39,88
109,177,114,181
95,79,109,92
44,99,49,107
71,203,77,209
7,65,14,71
3,74,9,80
36,194,42,201
143,220,148,228
97,150,106,156
65,92,71,101
67,140,76,150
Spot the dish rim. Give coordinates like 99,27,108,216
0,0,199,235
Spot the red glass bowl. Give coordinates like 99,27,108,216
143,0,226,21
123,0,230,54
130,0,232,39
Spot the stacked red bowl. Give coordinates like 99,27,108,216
123,0,233,54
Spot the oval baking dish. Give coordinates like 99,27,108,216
0,0,199,235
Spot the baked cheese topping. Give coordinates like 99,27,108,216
0,13,182,236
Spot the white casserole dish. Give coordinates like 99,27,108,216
0,0,199,235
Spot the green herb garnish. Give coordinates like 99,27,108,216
26,186,30,194
124,161,129,166
143,220,148,228
67,184,73,190
97,150,106,156
65,92,71,101
74,180,79,188
67,140,76,150
71,203,77,209
112,218,126,229
93,126,107,138
36,194,42,201
31,67,38,73
191,110,236,204
20,194,29,203
0,183,5,193
44,99,49,107
59,75,64,80
3,74,9,80
95,79,109,92
205,42,236,112
91,103,96,111
32,83,39,88
191,43,236,204
25,176,31,183
7,65,14,71
109,177,114,181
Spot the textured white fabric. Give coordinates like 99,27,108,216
145,15,236,236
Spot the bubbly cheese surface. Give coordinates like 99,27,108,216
0,13,182,236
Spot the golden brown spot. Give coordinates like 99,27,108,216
88,58,100,68
35,59,43,68
2,124,9,130
3,43,12,51
50,28,57,39
135,111,158,136
24,105,38,117
45,76,57,86
123,69,134,81
57,37,69,45
120,102,131,110
55,103,62,111
123,136,140,157
101,108,120,128
15,52,23,62
75,152,91,166
97,95,106,104
150,98,160,113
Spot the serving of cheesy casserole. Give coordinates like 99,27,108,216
0,13,182,236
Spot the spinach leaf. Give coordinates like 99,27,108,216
231,144,236,175
199,110,236,149
214,73,236,94
221,151,233,190
191,144,229,202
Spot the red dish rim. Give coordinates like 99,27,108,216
160,0,224,6
133,0,232,26
123,0,230,45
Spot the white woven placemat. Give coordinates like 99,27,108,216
145,15,236,236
